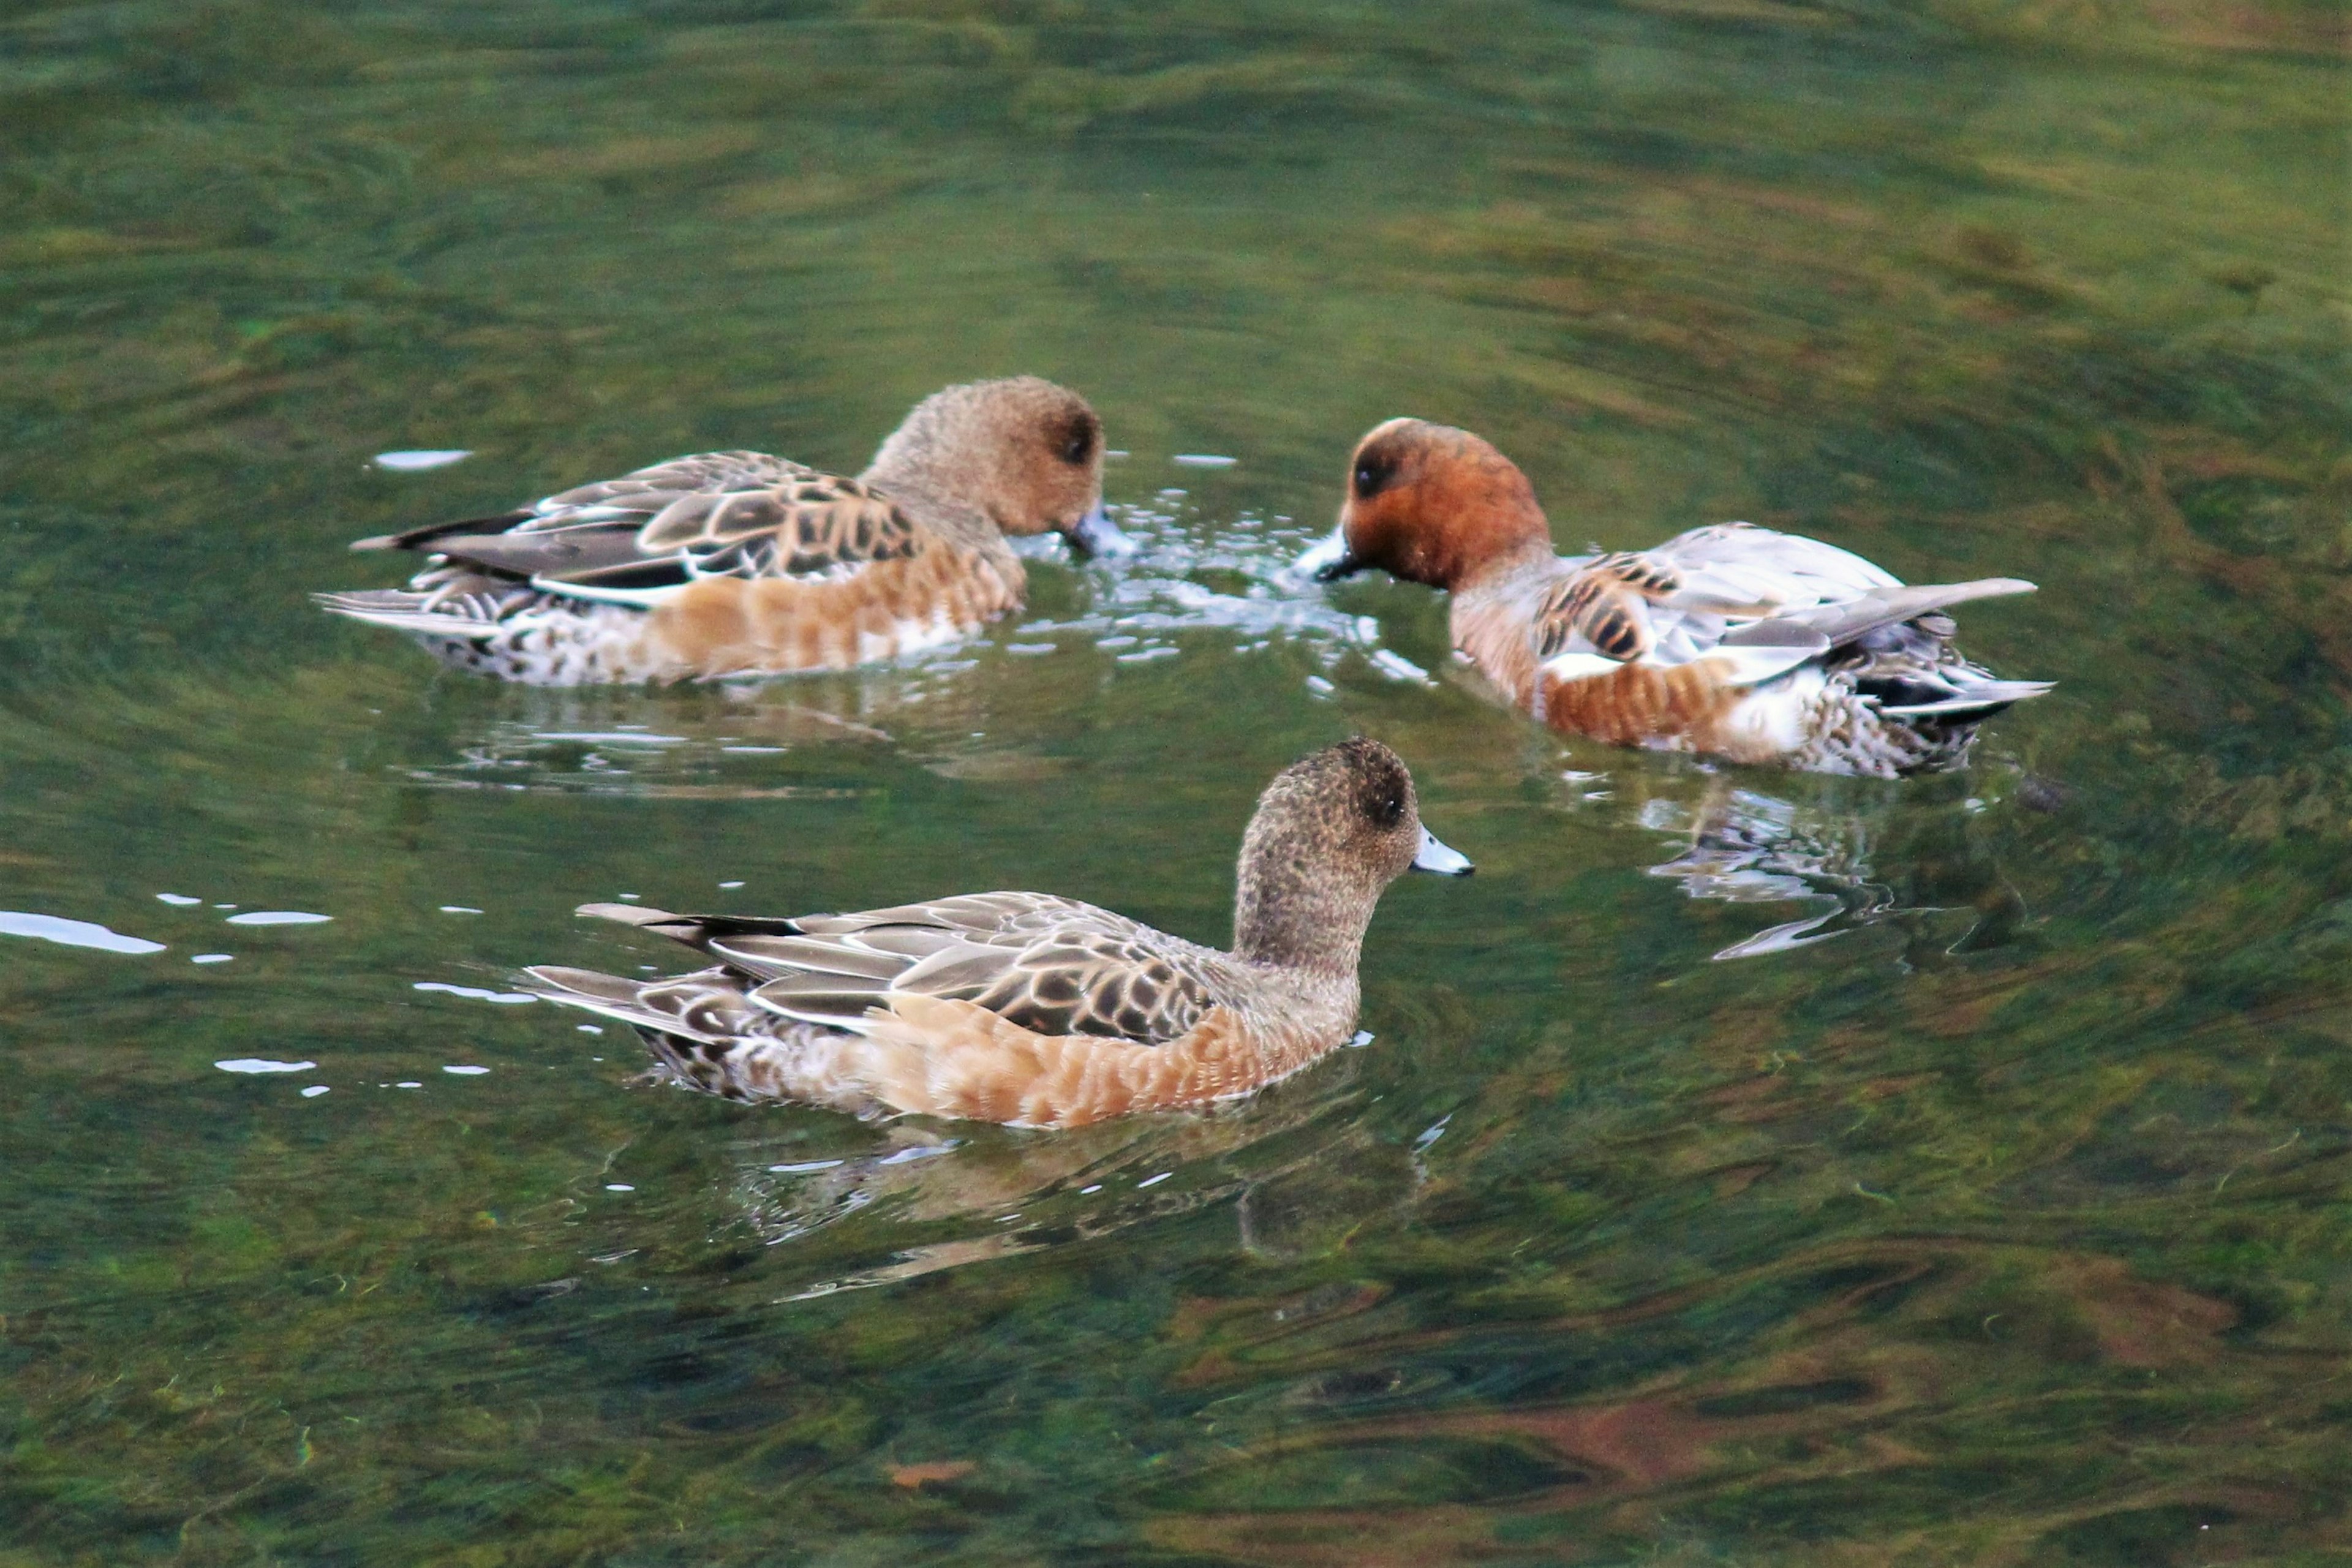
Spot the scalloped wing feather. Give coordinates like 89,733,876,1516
586,894,1223,1047
379,451,930,601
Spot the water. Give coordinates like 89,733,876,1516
2,1,2346,1561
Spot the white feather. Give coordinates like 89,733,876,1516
1540,651,1626,684
531,576,691,608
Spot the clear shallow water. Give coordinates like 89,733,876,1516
2,1,2348,1561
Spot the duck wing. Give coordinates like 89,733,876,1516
569,897,1223,1047
1530,548,1830,687
1534,524,2035,690
1647,522,2035,651
344,450,929,609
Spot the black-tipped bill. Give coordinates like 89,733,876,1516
1411,826,1474,876
1292,524,1361,582
1064,501,1138,558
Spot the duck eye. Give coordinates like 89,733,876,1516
1353,457,1393,497
1059,426,1096,466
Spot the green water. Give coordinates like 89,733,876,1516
3,0,2348,1561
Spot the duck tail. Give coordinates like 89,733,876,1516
521,965,732,1043
349,511,535,553
312,589,509,638
574,903,810,953
1876,677,2054,719
526,963,880,1110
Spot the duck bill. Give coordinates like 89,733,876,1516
1292,521,1362,582
1063,501,1138,558
1411,826,1474,876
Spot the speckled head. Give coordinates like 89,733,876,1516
865,375,1115,551
1296,418,1552,591
1234,736,1471,974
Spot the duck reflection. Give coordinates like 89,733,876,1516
391,502,1439,797
1623,772,2026,962
668,1048,1421,1299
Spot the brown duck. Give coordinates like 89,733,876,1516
525,738,1474,1128
1297,418,2051,777
317,376,1130,684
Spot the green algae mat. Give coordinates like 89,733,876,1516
2,1,2348,1561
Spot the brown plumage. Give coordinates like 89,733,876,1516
315,377,1128,684
1298,418,2050,777
524,738,1474,1128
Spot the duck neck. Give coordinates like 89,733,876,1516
1233,854,1376,977
1457,534,1559,592
861,453,1005,551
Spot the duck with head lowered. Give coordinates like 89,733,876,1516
526,737,1472,1129
318,375,1131,684
1296,419,2051,778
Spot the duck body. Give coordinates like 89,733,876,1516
526,738,1472,1128
317,377,1126,684
1302,420,2050,778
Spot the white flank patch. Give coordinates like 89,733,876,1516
216,1058,317,1074
225,911,332,926
1540,651,1626,684
532,575,685,608
1720,666,1823,756
0,911,165,955
374,448,472,471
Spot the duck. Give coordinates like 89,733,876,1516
1295,419,2051,777
315,376,1131,684
524,737,1473,1128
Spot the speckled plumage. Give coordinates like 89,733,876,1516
316,377,1106,684
1302,419,2051,777
525,739,1471,1128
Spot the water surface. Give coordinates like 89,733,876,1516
3,1,2348,1561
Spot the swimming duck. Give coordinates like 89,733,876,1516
524,737,1472,1128
316,377,1129,684
1296,419,2051,777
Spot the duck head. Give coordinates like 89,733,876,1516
1294,418,1551,591
868,375,1134,556
1234,736,1471,975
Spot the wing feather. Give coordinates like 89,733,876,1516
1534,523,2032,693
349,451,931,604
573,894,1223,1047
